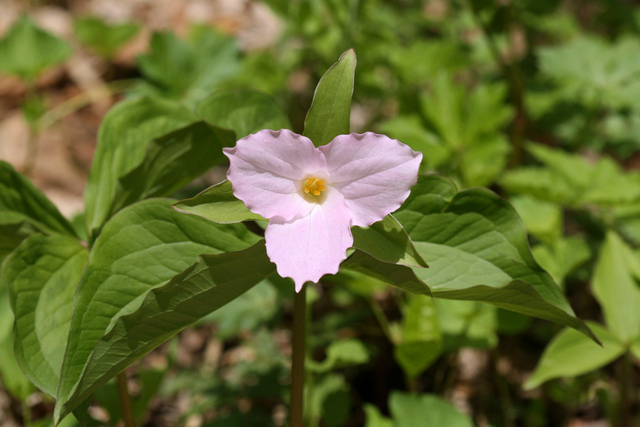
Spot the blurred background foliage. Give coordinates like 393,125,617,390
2,0,640,426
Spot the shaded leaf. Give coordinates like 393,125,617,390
109,121,235,216
390,392,474,427
84,97,197,238
352,214,428,268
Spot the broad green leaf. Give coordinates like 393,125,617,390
395,175,596,342
352,215,428,268
197,90,290,139
0,282,34,400
592,231,640,343
390,392,474,427
3,234,88,397
74,17,139,58
364,404,394,427
394,295,442,378
342,250,431,297
0,14,71,82
303,49,356,146
55,199,261,422
109,121,235,216
84,97,197,238
307,339,370,373
500,167,575,204
388,40,468,85
630,338,640,362
0,161,76,239
173,180,265,223
525,322,625,390
57,240,274,423
527,143,592,191
135,28,240,106
59,241,273,423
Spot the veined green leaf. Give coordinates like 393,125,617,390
84,97,197,239
303,49,356,146
109,121,235,216
55,198,261,422
55,241,274,422
525,322,625,389
395,175,596,342
173,180,265,224
3,234,88,397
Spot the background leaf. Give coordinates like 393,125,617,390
0,14,71,82
525,322,625,389
74,16,139,58
389,392,474,427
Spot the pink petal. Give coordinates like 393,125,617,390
223,129,328,221
265,190,353,291
320,133,422,227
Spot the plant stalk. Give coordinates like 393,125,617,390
290,285,307,427
116,371,136,427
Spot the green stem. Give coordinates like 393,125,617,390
117,371,136,427
618,352,632,427
290,285,307,427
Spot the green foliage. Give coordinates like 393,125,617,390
525,322,625,389
393,294,442,378
135,27,240,106
395,175,595,341
388,392,474,427
0,15,71,82
303,49,356,146
74,17,139,58
54,199,266,421
84,96,197,238
197,90,291,139
0,161,77,260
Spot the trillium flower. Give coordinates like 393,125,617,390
223,129,422,291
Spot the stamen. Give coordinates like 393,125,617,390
303,177,326,197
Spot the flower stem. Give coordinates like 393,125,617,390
290,285,307,427
116,371,136,427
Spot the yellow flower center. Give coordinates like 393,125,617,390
303,177,326,197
